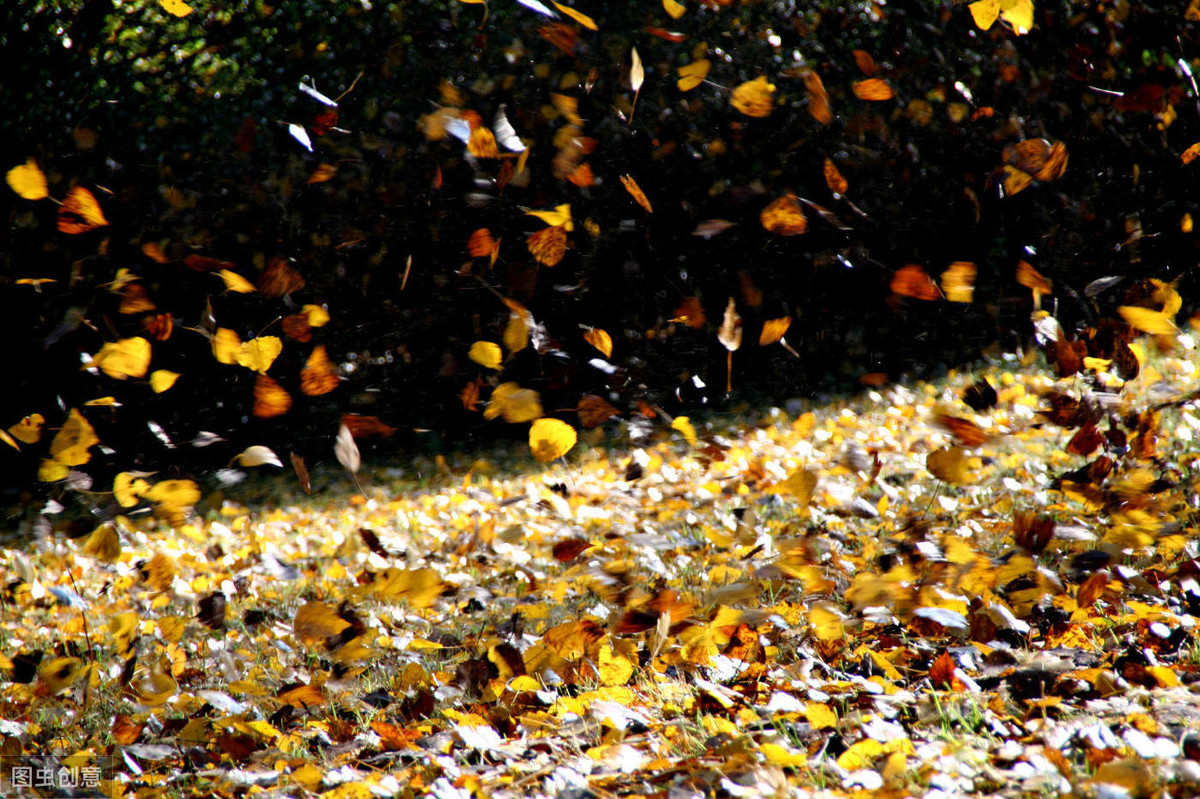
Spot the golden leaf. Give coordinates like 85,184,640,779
853,77,894,101
160,0,193,17
823,158,848,195
941,261,977,303
237,336,283,374
6,158,49,200
583,328,613,358
293,601,351,645
808,602,845,641
485,382,543,423
468,126,499,159
552,2,598,30
619,174,653,213
114,472,150,507
144,479,201,512
527,203,573,229
969,0,1000,29
671,416,698,447
9,413,45,444
528,224,567,267
759,316,791,346
217,269,257,294
149,370,179,393
677,59,710,91
731,76,776,118
300,345,339,396
303,304,330,327
119,284,157,314
504,311,529,354
663,0,686,19
927,445,971,484
84,522,121,562
92,337,152,379
57,186,109,234
49,408,99,469
760,193,807,235
253,374,292,418
529,418,577,462
38,657,84,697
212,328,242,364
767,467,817,505
891,265,941,301
1119,306,1178,335
1001,0,1033,33
1182,142,1200,164
1000,165,1033,197
469,341,503,370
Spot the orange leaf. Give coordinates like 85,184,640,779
467,228,499,258
891,264,940,300
1016,260,1052,294
800,69,833,125
853,78,894,101
300,345,339,396
619,174,653,213
340,414,397,438
759,317,791,346
941,261,977,303
672,296,707,329
468,126,499,159
1004,138,1068,182
253,375,292,419
852,49,880,76
929,651,958,690
144,313,173,341
760,193,808,236
258,257,306,297
281,313,313,342
57,186,109,234
583,328,613,358
731,76,776,118
1181,142,1200,164
141,241,170,263
567,162,595,187
527,225,567,267
934,410,991,447
823,158,848,196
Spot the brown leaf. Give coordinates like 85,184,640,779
197,592,226,630
252,374,292,419
1067,423,1104,456
552,538,594,562
1013,510,1055,554
929,650,958,690
183,254,234,272
891,264,940,301
57,187,109,234
934,411,991,447
467,228,499,258
852,49,880,76
290,452,312,494
258,256,305,297
528,225,567,267
962,378,998,411
672,296,707,329
823,158,848,196
577,394,620,427
619,174,653,213
340,414,397,438
281,313,313,342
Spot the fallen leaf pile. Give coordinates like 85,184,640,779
6,304,1200,797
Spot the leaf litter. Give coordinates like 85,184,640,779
6,327,1200,798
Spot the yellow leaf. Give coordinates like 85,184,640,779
805,702,838,730
9,413,45,444
92,337,151,379
941,261,977,303
671,416,698,447
144,479,201,511
217,269,257,293
838,739,885,770
129,665,177,707
767,467,818,505
663,0,686,19
809,602,845,642
212,328,242,364
760,742,807,768
552,2,598,30
485,382,543,423
149,369,179,393
504,312,529,355
1119,306,1177,335
759,317,791,345
57,186,109,234
38,657,84,696
529,418,577,462
294,601,351,645
583,328,613,358
969,0,1000,29
160,0,193,17
38,459,70,482
237,336,283,373
527,203,573,230
302,304,331,327
0,430,18,450
1000,0,1033,33
468,126,499,159
927,445,971,484
352,567,446,608
49,408,99,467
6,158,49,200
469,341,504,370
527,224,568,267
630,47,644,93
731,76,776,118
597,640,634,686
83,522,121,562
114,472,151,507
677,59,710,91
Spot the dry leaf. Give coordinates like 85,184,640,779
800,69,833,125
759,317,791,346
717,298,742,351
577,394,620,427
823,158,848,196
583,328,613,358
300,345,339,396
335,423,361,474
58,186,109,234
677,59,710,91
731,76,776,118
941,261,977,303
891,265,940,301
760,193,807,235
530,418,577,462
528,224,567,266
253,374,292,418
619,174,653,213
7,158,49,200
630,47,644,92
853,78,894,101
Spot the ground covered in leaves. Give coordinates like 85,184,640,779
5,328,1200,798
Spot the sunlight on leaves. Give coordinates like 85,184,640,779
6,158,49,200
57,187,109,234
92,337,152,380
530,418,577,461
731,76,775,118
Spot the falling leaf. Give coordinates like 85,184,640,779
800,69,833,125
469,341,504,370
287,124,313,152
576,394,620,427
300,345,339,396
6,158,49,200
527,203,573,229
468,126,499,159
767,467,818,505
259,256,306,296
467,228,500,260
528,224,568,266
212,328,242,364
335,423,361,474
941,261,977,303
969,0,1001,29
237,336,283,374
293,601,351,645
891,265,940,300
663,0,686,19
759,317,791,346
552,538,593,561
672,296,707,328
677,59,710,91
823,158,848,196
630,47,644,92
529,418,577,462
149,370,179,393
852,49,880,76
934,409,991,447
236,445,283,468
692,219,736,239
584,328,613,358
717,298,742,351
552,2,597,29
1181,142,1200,164
485,382,543,423
57,187,109,234
1119,306,1177,335
8,413,45,445
92,337,152,380
504,309,530,354
962,378,998,411
1004,139,1068,182
307,163,337,184
341,414,397,438
160,0,193,17
927,445,971,484
217,269,257,293
760,193,807,235
619,175,653,213
253,374,292,418
290,452,312,494
671,416,699,447
1017,260,1052,306
731,76,776,118
853,77,894,101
